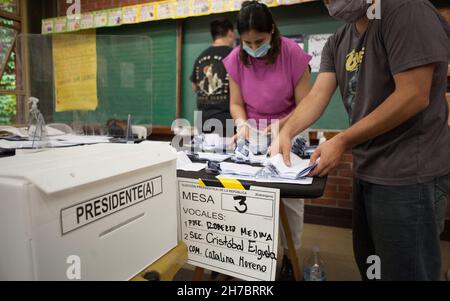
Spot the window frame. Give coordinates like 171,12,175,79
0,0,25,125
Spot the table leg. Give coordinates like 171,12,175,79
280,201,301,281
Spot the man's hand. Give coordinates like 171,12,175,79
269,130,293,166
308,134,348,177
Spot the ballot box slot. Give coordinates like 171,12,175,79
99,212,146,239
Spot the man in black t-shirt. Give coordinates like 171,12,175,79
272,0,450,281
190,18,235,136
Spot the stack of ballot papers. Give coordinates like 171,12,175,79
248,127,271,155
196,152,231,162
217,175,313,185
203,134,222,150
177,151,206,172
0,125,66,138
47,135,111,145
249,153,268,164
0,135,111,149
219,162,263,177
193,134,233,152
268,153,318,179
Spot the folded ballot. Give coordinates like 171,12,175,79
176,151,206,172
196,152,231,162
219,162,263,177
268,153,318,179
192,134,233,152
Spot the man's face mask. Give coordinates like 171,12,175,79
325,0,370,23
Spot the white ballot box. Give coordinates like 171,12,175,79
0,141,178,281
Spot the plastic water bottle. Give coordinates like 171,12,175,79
28,97,48,149
303,246,326,281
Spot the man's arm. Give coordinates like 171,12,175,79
309,64,435,177
294,67,313,105
270,72,338,164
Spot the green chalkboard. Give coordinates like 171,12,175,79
97,21,178,126
182,1,349,130
54,20,177,127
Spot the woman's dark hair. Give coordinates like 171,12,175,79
237,1,281,66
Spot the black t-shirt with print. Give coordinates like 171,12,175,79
320,0,450,185
191,46,233,129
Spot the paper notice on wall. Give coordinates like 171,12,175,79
211,0,226,13
308,33,332,73
260,0,278,7
278,0,303,5
80,13,94,29
54,17,67,33
140,4,156,22
178,178,280,281
42,19,54,34
173,0,190,18
223,0,233,11
52,32,98,112
67,15,81,32
156,1,173,20
191,0,210,16
94,11,108,28
108,9,123,26
232,0,246,10
122,6,140,24
176,0,190,18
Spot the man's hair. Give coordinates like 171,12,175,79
210,18,234,41
237,1,281,66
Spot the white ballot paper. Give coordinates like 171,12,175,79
269,153,318,179
198,134,232,152
197,152,231,162
177,152,206,172
220,162,263,177
217,175,313,185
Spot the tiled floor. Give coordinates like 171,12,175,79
174,223,450,281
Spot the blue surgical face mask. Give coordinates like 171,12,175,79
243,41,271,58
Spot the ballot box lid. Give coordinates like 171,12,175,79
0,142,175,194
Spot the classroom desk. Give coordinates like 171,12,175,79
177,165,327,281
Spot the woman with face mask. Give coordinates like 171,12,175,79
223,1,312,280
223,1,312,139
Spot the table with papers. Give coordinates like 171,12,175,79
176,151,327,281
176,154,327,199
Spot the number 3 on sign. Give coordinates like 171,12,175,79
233,196,248,214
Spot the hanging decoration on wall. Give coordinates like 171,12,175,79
41,0,316,34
